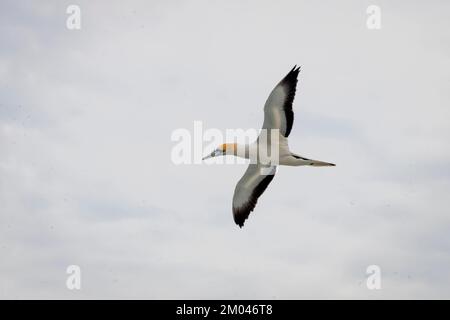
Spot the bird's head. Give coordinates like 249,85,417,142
202,143,236,160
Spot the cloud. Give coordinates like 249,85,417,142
1,0,450,299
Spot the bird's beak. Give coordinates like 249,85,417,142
203,149,222,160
202,153,213,160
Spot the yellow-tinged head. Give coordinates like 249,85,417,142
219,143,237,153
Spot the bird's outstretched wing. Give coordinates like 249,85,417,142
262,65,301,138
232,164,276,228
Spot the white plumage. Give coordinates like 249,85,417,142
203,66,335,228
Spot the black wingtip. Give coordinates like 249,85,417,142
290,65,301,73
234,213,246,228
284,65,301,81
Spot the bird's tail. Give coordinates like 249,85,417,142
291,154,335,166
307,159,335,167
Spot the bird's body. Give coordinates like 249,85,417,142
203,66,335,228
223,135,333,167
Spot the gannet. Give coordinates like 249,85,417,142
203,66,335,228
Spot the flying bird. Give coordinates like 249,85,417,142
203,66,335,228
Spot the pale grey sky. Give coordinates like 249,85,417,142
1,0,450,299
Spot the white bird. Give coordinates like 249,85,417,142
203,66,335,228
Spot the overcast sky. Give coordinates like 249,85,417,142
1,0,450,299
